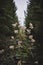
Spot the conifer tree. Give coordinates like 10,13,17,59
25,0,43,65
0,0,19,65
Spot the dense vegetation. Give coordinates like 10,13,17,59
0,0,43,65
0,0,19,65
25,0,43,65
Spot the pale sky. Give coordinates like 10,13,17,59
14,0,29,26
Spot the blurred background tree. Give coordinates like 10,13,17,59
0,0,19,65
25,0,43,65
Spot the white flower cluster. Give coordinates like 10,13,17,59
0,49,4,54
12,23,18,27
18,41,22,44
31,39,35,43
29,35,33,39
29,35,35,43
9,45,14,49
27,29,31,34
17,41,22,47
11,36,14,40
14,30,18,33
29,23,34,29
17,60,21,65
26,22,35,43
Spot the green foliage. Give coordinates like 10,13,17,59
0,0,18,40
0,0,19,65
0,0,43,65
25,0,43,65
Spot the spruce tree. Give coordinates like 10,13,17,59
25,0,43,65
0,0,19,65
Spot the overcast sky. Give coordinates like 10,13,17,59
14,0,29,26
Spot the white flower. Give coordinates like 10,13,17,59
29,23,33,26
12,23,17,27
9,45,14,49
31,39,35,42
29,35,33,39
27,29,31,34
14,30,18,33
17,41,22,47
17,60,21,65
29,26,34,29
29,23,34,29
18,41,22,44
0,49,4,54
11,36,14,39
